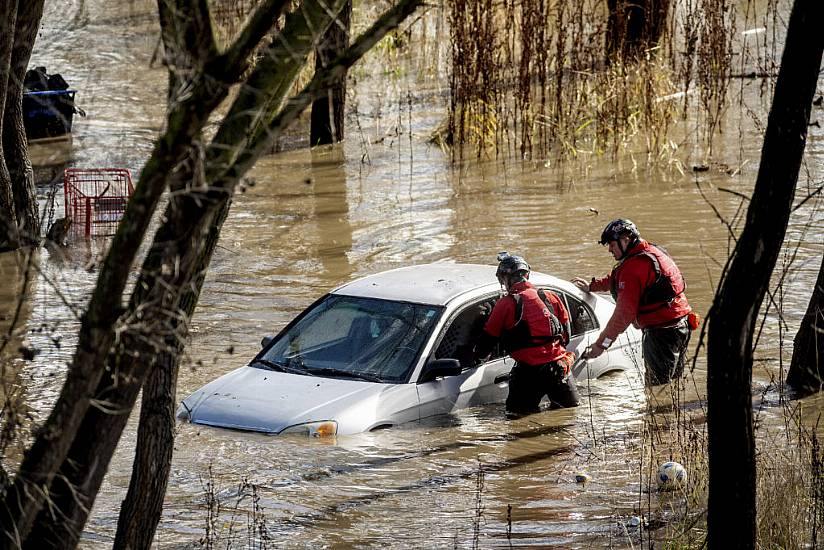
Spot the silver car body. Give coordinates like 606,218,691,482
178,263,642,435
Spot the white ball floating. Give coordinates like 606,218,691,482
657,461,687,490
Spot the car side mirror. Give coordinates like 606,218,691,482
261,335,274,348
417,358,462,384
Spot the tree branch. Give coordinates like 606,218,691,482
206,0,349,174
157,0,218,64
0,50,235,550
219,0,292,77
222,0,426,183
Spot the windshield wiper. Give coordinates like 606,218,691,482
304,367,383,383
250,358,312,375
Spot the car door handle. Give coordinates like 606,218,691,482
494,373,510,384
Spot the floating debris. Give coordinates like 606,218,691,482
19,339,38,360
657,461,687,490
655,89,695,103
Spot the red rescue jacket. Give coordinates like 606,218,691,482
483,281,574,367
590,240,692,346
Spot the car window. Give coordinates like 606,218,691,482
259,295,442,383
556,291,598,336
434,296,503,369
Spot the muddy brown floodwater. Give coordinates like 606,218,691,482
0,0,822,547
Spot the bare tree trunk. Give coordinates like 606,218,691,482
110,55,213,543
606,0,669,63
786,253,824,393
112,346,179,550
0,1,21,252
0,168,18,251
0,0,246,538
706,0,824,547
310,0,351,145
16,0,320,535
23,143,220,548
113,200,228,550
3,0,44,245
0,124,211,547
0,62,229,550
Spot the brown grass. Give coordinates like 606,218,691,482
446,0,750,166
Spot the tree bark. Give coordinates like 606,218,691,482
606,0,669,63
706,0,824,547
23,141,221,548
18,0,324,534
310,0,351,145
0,113,216,547
3,0,44,245
112,200,228,550
0,1,21,252
108,39,216,542
786,253,824,393
112,346,180,550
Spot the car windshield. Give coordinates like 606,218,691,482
256,295,443,383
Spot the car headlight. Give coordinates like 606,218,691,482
279,420,338,437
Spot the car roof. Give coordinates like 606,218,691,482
331,263,573,306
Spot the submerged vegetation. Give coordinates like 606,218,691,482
443,0,767,165
633,390,824,548
212,0,761,169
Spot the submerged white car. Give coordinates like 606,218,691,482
177,263,642,436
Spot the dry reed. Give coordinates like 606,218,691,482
446,0,752,166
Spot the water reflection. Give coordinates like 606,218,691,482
0,250,34,343
0,250,37,461
310,146,354,281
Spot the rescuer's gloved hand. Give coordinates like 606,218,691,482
571,277,591,292
547,363,566,384
583,343,606,360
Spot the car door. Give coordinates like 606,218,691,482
550,288,611,379
416,295,514,419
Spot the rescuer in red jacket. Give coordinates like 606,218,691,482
572,219,694,386
475,253,579,414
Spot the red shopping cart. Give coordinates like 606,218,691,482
64,168,134,236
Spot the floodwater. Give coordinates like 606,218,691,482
1,0,823,547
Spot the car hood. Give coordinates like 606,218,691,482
178,366,393,434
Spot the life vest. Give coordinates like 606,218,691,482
610,243,686,313
500,289,565,353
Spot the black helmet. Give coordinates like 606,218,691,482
599,219,640,245
496,252,530,283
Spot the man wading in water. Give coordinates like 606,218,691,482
572,219,697,386
475,253,579,415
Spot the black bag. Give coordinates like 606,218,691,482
47,73,69,90
24,67,49,91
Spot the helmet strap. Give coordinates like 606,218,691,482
508,273,527,291
617,235,638,259
504,275,514,292
498,274,513,292
617,239,627,258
